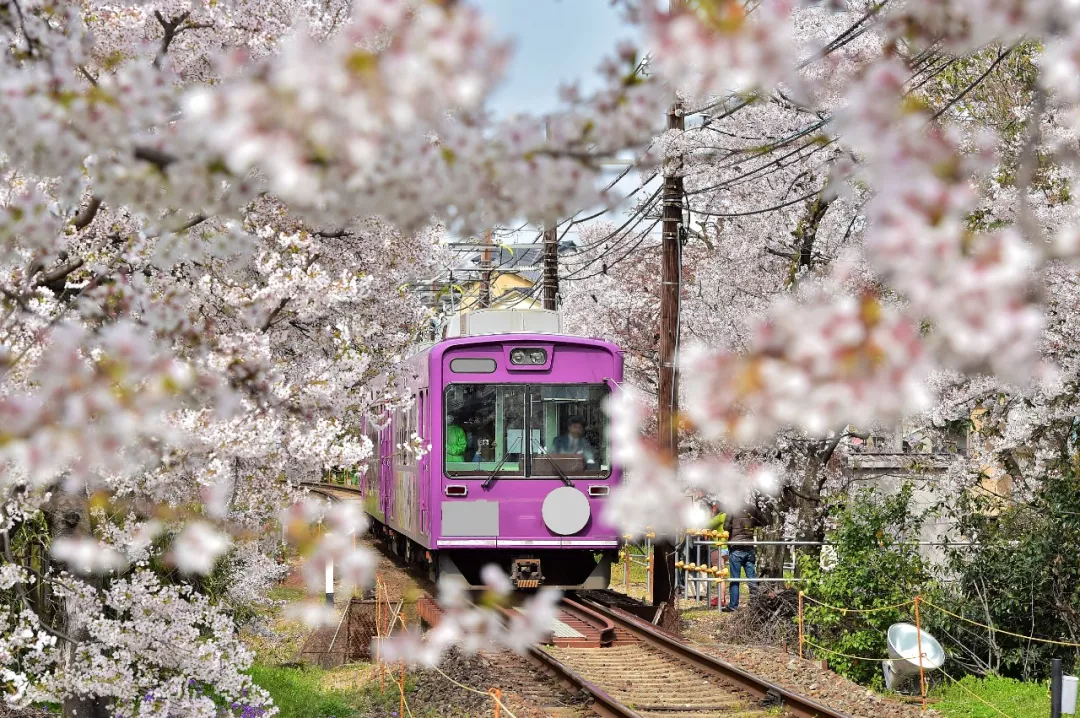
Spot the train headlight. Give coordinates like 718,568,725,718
510,348,547,365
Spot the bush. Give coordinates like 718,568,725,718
249,664,418,718
934,460,1080,680
798,484,932,687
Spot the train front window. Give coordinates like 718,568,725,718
444,385,526,476
529,385,610,477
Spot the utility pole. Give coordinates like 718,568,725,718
542,121,559,311
479,229,492,309
542,221,558,310
653,0,684,609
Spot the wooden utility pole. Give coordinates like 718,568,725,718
542,221,558,310
479,229,493,308
542,123,559,311
653,0,684,608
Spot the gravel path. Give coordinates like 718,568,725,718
680,613,934,718
409,648,593,718
589,586,937,718
364,541,591,717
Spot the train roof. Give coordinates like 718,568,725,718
407,331,620,357
401,311,622,370
433,332,619,351
444,309,562,337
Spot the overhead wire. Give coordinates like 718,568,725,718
683,1,886,118
690,188,823,218
557,208,661,275
683,134,836,198
671,37,999,221
556,189,662,267
424,4,893,300
560,219,661,282
930,44,1017,121
424,1,1008,307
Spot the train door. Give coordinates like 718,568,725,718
380,409,393,520
417,388,429,539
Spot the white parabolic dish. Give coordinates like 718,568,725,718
542,486,591,535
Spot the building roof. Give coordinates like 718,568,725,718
466,246,541,283
462,240,579,285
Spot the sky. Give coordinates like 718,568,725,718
471,0,639,118
461,1,653,248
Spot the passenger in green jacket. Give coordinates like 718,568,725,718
445,413,468,463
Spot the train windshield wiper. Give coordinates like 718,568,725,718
481,437,522,490
545,455,575,488
481,452,512,490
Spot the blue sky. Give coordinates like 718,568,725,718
472,0,639,118
466,1,650,244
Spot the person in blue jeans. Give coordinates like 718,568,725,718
726,548,757,610
722,501,767,612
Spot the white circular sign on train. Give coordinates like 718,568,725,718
542,486,591,535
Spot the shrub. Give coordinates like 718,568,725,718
798,484,932,687
934,459,1080,680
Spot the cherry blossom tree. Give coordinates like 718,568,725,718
566,0,1080,565
5,0,1080,713
0,0,665,712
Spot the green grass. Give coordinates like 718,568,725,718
250,663,418,718
934,675,1049,718
250,665,355,718
266,586,307,603
612,545,651,591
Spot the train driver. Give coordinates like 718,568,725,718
551,416,597,468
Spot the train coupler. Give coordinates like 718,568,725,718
511,558,543,589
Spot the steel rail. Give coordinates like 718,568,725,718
421,595,641,717
525,644,643,718
576,597,854,718
303,483,365,500
560,597,616,646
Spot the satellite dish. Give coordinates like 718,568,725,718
883,623,945,691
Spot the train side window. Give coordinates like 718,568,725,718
408,398,418,465
394,402,418,466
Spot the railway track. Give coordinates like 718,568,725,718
301,484,850,718
303,482,365,502
537,596,854,718
418,592,852,718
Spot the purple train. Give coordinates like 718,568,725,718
360,310,623,590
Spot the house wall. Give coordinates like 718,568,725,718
844,418,974,567
454,273,540,312
845,455,959,567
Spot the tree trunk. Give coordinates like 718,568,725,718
794,445,825,544
756,524,786,578
43,490,111,718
